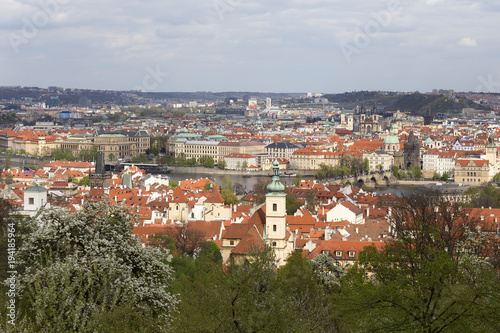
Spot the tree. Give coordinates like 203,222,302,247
292,173,303,187
200,156,215,168
203,182,213,191
392,165,399,178
4,153,10,170
285,189,302,215
197,241,222,266
221,175,232,191
14,200,178,332
108,153,116,161
433,171,441,180
52,148,75,161
0,199,14,309
19,148,26,155
217,159,226,169
408,164,422,179
253,177,269,205
236,161,241,169
148,232,177,255
376,164,383,171
362,158,369,173
78,176,90,186
441,173,449,181
169,180,178,188
311,253,344,290
241,160,248,170
221,188,239,205
165,225,206,257
341,192,500,332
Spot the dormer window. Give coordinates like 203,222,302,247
335,251,343,259
348,251,356,258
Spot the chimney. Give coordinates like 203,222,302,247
355,227,359,234
307,238,313,252
388,207,392,216
366,208,370,217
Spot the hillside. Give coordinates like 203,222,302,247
324,91,491,115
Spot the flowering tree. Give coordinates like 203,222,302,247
15,200,178,332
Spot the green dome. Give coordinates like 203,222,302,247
383,135,399,145
424,136,434,144
267,159,285,193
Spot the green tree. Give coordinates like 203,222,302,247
433,171,441,180
78,176,90,186
108,153,116,161
285,189,302,215
253,177,269,205
292,173,303,186
362,158,369,173
169,180,178,188
341,192,500,332
392,165,399,178
200,156,215,168
203,182,213,191
398,170,407,179
217,159,226,169
241,160,248,170
441,172,449,181
376,164,383,171
221,188,239,205
236,161,241,169
53,148,75,161
4,153,11,170
196,241,222,266
19,148,26,155
14,201,178,332
221,175,233,191
408,164,422,179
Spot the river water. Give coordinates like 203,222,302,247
168,171,417,196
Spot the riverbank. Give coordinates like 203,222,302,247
169,166,273,176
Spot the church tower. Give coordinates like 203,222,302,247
265,159,287,241
485,132,497,175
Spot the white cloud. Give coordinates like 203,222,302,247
458,37,477,47
0,0,498,92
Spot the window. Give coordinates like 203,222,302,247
230,240,234,245
322,250,330,256
176,205,179,211
273,225,277,232
29,197,34,205
335,251,343,259
348,251,356,258
273,203,277,211
272,242,277,247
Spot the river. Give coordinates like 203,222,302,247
167,171,418,196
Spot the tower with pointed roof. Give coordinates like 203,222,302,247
485,132,497,174
358,103,381,137
265,158,293,264
404,130,421,169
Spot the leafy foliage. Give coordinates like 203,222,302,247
341,192,500,332
14,201,178,331
221,188,239,205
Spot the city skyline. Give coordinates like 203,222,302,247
1,0,499,93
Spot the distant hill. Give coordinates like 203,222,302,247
323,91,491,115
385,93,490,115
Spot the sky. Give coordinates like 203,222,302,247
1,0,499,93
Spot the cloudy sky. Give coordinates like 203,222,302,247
1,0,499,93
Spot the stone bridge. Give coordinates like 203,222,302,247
328,171,396,186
